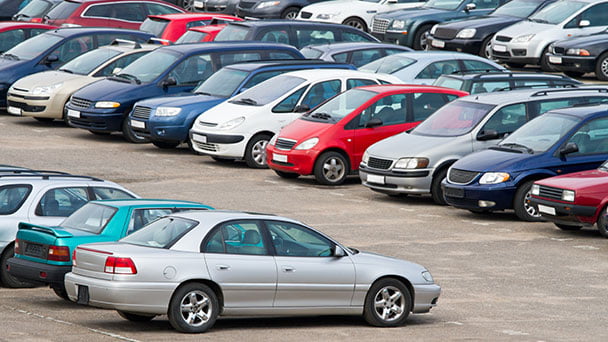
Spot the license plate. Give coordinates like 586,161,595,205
493,44,507,52
130,119,145,129
273,153,288,163
367,174,385,184
538,204,556,216
24,243,44,258
194,0,204,7
444,186,464,198
432,39,445,48
77,285,89,305
67,109,80,118
7,106,21,115
548,56,562,64
192,133,207,143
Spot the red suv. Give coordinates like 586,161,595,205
176,24,226,43
266,85,468,185
530,161,608,237
140,13,241,42
43,0,184,30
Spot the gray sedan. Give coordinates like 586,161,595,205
65,211,440,333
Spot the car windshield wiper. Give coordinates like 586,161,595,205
59,68,73,74
529,18,549,24
115,73,141,84
310,112,332,120
231,97,258,105
195,91,212,96
1,53,19,60
500,142,534,154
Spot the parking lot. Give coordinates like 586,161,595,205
1,112,607,341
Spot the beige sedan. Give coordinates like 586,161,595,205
7,41,157,122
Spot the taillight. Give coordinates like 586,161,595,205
104,257,137,274
31,18,42,23
14,239,21,255
72,249,77,267
48,245,70,262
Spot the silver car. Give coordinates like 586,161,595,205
65,211,439,333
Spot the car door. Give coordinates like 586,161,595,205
551,116,608,175
472,102,527,151
271,85,309,129
562,2,608,39
163,53,213,95
201,220,277,308
27,186,89,225
45,35,94,69
265,220,355,307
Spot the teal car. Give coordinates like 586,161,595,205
7,199,212,299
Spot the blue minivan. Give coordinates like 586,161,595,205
65,42,304,142
442,103,608,221
0,27,153,107
129,60,355,149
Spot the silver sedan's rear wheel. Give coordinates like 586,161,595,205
364,278,411,327
168,283,219,333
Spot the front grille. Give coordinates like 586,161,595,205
70,97,92,109
275,138,296,150
538,185,563,201
492,50,511,57
8,92,25,99
448,168,479,184
433,27,457,40
239,1,255,9
198,121,218,127
372,18,390,34
132,106,151,120
195,142,218,152
367,157,393,170
553,46,565,55
300,11,312,19
496,35,511,42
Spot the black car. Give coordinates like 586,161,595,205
433,71,581,94
0,0,29,20
427,0,555,58
546,31,608,80
213,20,378,49
194,0,239,14
235,0,324,19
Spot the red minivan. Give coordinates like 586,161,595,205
266,85,468,185
175,24,226,43
140,13,241,42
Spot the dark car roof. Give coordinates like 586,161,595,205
440,72,581,82
158,41,300,54
224,59,352,71
303,42,413,53
461,86,608,106
44,27,152,38
550,103,608,119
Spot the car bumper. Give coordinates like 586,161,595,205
64,272,176,314
529,197,598,225
266,145,317,176
491,40,543,65
412,283,441,313
359,164,432,195
7,257,71,286
382,30,411,47
194,1,237,13
7,92,70,119
189,129,247,157
442,181,516,211
130,118,189,144
236,6,282,19
427,37,482,55
66,106,125,132
546,54,596,73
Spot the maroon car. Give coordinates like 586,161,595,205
529,160,608,237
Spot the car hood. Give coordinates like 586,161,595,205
12,70,91,90
536,168,608,191
439,15,518,30
135,93,224,109
277,117,335,142
72,78,142,101
351,251,426,273
451,148,540,172
496,20,554,38
553,32,608,48
0,58,26,80
377,7,446,20
367,131,464,159
195,101,258,124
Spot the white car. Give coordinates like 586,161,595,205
297,0,425,32
189,69,401,168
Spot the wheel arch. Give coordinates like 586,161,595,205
432,159,457,179
315,147,352,171
511,171,554,207
171,279,225,313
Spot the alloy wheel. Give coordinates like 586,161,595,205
179,290,212,327
323,157,345,181
373,286,406,322
252,139,268,166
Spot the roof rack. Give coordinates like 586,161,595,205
110,39,141,49
531,87,608,97
146,37,172,46
496,84,579,92
0,172,103,181
449,69,509,75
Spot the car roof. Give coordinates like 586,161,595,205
224,59,352,71
158,41,298,54
89,199,209,208
168,210,294,225
357,84,469,95
302,42,411,53
280,68,388,79
439,72,579,82
549,103,608,118
147,13,238,21
458,86,608,106
45,27,150,38
384,51,487,61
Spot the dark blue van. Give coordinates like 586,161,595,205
129,60,355,149
442,103,608,221
0,27,153,107
65,42,304,142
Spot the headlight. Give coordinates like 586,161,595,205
566,48,590,56
316,13,338,19
217,116,245,130
562,190,575,202
155,107,182,117
479,172,510,184
257,0,280,8
430,24,438,35
513,34,535,43
269,135,277,146
294,137,319,150
95,101,120,108
392,20,405,30
456,28,476,39
393,157,429,169
421,271,433,283
531,184,540,196
32,82,63,96
362,151,370,164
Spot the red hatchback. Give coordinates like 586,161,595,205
43,0,184,29
266,85,468,185
140,13,240,42
176,24,226,43
0,22,56,53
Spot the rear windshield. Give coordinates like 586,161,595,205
59,47,122,75
4,33,63,60
16,0,55,18
121,216,198,248
360,54,416,74
412,100,495,137
45,0,80,19
214,25,250,41
176,30,208,44
300,47,323,59
59,203,117,234
140,18,170,37
0,184,32,215
433,77,464,91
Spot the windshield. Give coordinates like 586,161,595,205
528,1,586,25
4,33,63,60
424,0,465,10
59,203,117,234
214,25,250,41
116,49,180,83
492,0,544,17
300,47,323,59
360,54,416,74
140,18,169,37
412,101,495,137
16,0,54,18
121,216,198,248
304,88,376,122
499,113,580,153
176,30,208,44
229,75,306,106
194,68,249,98
60,47,122,75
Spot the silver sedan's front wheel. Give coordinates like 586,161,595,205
168,283,219,333
364,278,411,327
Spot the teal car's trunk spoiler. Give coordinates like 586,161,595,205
18,222,73,238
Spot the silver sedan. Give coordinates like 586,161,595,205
65,211,440,333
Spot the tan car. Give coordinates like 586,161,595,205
7,41,157,122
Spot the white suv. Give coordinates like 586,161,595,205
0,170,137,287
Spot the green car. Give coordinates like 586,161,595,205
7,199,212,299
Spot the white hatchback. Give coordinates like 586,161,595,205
189,69,400,168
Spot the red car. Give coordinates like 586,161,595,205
140,13,240,42
0,22,56,53
42,0,184,30
266,85,468,185
176,24,226,43
530,161,608,237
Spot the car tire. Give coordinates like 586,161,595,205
413,24,433,50
281,6,300,19
513,180,544,222
540,46,556,72
122,119,150,144
595,52,608,81
89,130,111,136
342,17,367,32
363,278,411,327
152,141,180,149
52,286,70,301
480,35,494,59
117,310,156,322
0,245,37,288
430,168,448,205
34,117,54,123
563,71,584,78
178,0,195,11
554,223,582,231
314,151,349,185
274,170,299,179
596,206,608,238
244,134,272,169
168,283,219,333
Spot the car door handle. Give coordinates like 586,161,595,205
216,265,230,271
281,266,295,273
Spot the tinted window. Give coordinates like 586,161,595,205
576,2,608,27
121,217,198,248
342,31,373,42
168,54,213,85
417,60,461,79
471,0,500,10
0,185,32,215
332,52,348,63
346,78,377,89
218,52,262,67
176,30,208,43
471,81,510,93
186,20,211,29
243,70,283,89
260,30,289,44
354,93,408,128
127,208,172,235
273,86,307,113
140,18,170,37
566,117,608,154
0,30,25,53
295,29,336,48
94,51,147,77
36,187,88,217
434,77,464,90
60,47,122,75
113,3,145,22
412,92,449,121
204,221,268,255
480,103,527,137
146,3,182,15
45,1,80,19
300,80,341,109
412,100,495,137
16,0,55,18
214,25,250,41
59,203,117,234
266,221,333,257
462,59,500,72
83,4,113,18
351,49,384,67
92,187,135,200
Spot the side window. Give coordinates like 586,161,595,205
36,187,88,217
51,36,94,64
470,0,500,10
29,29,48,37
355,93,408,128
146,3,182,15
342,31,371,42
385,48,407,55
127,208,172,235
566,117,608,154
243,70,284,89
537,99,577,116
268,51,298,59
94,51,147,77
295,29,336,48
113,3,145,22
300,80,341,110
332,52,348,63
83,4,113,18
462,59,499,72
0,29,25,53
471,81,510,94
412,92,450,122
346,78,377,90
260,30,289,44
350,49,383,67
0,185,32,215
203,220,268,255
273,86,307,113
266,221,334,257
218,52,262,67
577,3,608,27
92,187,135,200
480,103,526,137
168,54,213,85
417,60,461,79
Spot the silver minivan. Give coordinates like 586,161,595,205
359,87,608,204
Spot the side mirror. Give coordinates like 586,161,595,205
161,77,177,88
44,54,59,65
333,245,346,257
559,142,578,155
579,20,590,27
465,3,476,12
294,104,310,113
477,129,499,141
112,67,122,75
364,117,383,128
